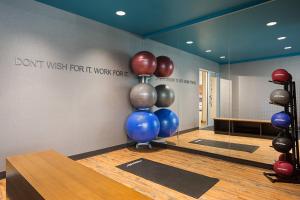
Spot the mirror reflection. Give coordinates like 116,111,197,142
153,0,300,166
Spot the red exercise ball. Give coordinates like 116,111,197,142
130,51,157,76
272,69,291,83
278,153,293,163
154,56,174,77
273,161,294,177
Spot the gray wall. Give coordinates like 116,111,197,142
0,0,219,171
220,56,300,120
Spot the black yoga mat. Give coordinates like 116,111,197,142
190,139,259,153
117,158,219,198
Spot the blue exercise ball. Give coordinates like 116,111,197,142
154,109,179,137
126,111,160,143
271,111,291,129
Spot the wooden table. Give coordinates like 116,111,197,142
6,150,151,200
213,118,278,138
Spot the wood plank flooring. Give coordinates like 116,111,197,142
0,180,5,200
165,130,281,164
1,147,300,200
79,148,300,200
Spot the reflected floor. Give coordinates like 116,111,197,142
165,130,281,164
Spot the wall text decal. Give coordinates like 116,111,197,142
14,57,130,77
14,57,196,85
154,77,196,85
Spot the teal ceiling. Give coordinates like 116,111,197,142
36,0,300,64
36,0,261,35
150,0,300,64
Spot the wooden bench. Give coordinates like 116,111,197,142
213,117,278,138
6,150,151,200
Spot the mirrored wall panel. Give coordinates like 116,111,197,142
153,0,300,166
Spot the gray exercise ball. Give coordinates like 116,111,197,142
130,83,157,109
270,89,290,106
155,84,175,107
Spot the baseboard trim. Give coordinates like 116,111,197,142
152,142,273,170
177,127,199,135
69,141,136,160
0,171,5,179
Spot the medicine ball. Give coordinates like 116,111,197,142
129,83,157,109
272,136,293,153
126,111,160,143
155,84,175,107
270,89,290,106
131,51,157,76
154,56,174,77
154,108,179,138
272,69,291,83
271,111,291,129
273,161,294,177
278,153,293,163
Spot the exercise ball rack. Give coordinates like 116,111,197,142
136,75,153,149
264,79,300,183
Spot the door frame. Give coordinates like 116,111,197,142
199,69,220,127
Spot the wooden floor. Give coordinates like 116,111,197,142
1,147,300,200
165,130,280,164
0,180,5,200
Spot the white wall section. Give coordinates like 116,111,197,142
0,0,219,170
220,56,300,121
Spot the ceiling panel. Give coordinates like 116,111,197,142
36,0,299,64
36,0,258,35
150,0,300,64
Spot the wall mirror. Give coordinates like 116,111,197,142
153,0,300,167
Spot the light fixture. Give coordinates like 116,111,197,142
205,49,212,53
266,21,277,26
277,36,286,40
284,46,292,50
220,56,226,59
116,10,126,16
186,41,194,45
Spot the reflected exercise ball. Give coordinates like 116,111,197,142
272,69,291,83
278,153,293,163
289,73,293,81
126,111,160,143
130,83,157,109
130,51,157,76
154,56,174,77
272,136,293,153
155,84,175,107
154,109,179,137
271,111,291,129
273,161,294,177
270,89,290,106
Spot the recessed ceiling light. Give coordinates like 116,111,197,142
277,36,286,40
266,21,277,26
220,56,226,59
116,10,126,16
186,41,194,45
205,49,212,53
284,46,292,50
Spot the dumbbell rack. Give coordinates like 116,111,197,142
264,80,300,183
